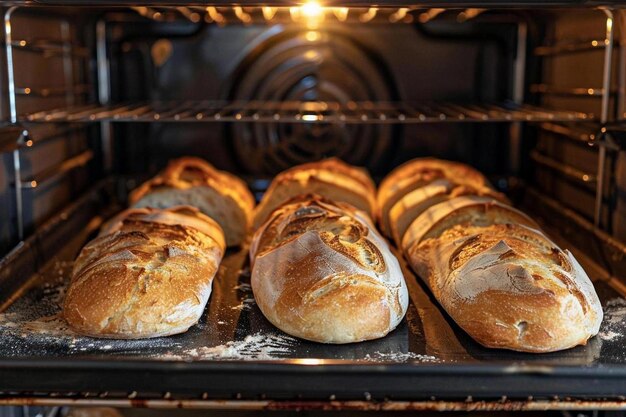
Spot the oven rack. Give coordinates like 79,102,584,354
20,101,594,124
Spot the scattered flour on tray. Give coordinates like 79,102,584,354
160,333,298,361
231,282,255,311
363,351,441,363
231,297,256,311
599,298,626,342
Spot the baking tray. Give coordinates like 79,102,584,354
1,177,626,403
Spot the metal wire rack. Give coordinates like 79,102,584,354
20,101,594,124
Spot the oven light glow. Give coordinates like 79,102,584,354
332,7,349,22
419,8,444,23
301,1,323,19
302,114,319,121
303,50,321,62
205,7,225,24
305,31,320,42
233,6,252,24
262,6,278,21
293,358,324,365
389,8,408,23
359,7,377,23
292,1,325,28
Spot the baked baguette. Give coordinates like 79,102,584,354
405,220,603,352
252,158,376,229
250,195,408,344
63,206,225,339
401,195,538,252
377,158,490,238
129,157,254,247
388,178,508,246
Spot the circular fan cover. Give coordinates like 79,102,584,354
229,29,397,175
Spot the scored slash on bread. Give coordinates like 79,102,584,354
129,157,254,247
100,206,226,250
377,158,491,238
250,194,409,344
388,178,508,247
252,158,377,229
401,195,537,252
63,206,225,339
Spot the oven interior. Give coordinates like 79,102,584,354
1,5,624,252
0,3,626,414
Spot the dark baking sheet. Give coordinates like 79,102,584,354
1,179,626,401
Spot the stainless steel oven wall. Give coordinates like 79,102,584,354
0,7,98,254
530,9,625,240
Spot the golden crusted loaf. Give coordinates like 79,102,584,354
377,158,491,238
129,157,254,247
406,219,603,352
388,178,508,246
401,196,537,252
252,158,376,229
392,187,603,352
63,206,225,339
250,195,409,344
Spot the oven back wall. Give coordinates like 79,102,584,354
109,16,516,179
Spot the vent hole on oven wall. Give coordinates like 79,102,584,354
228,28,398,175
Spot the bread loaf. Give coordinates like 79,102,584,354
250,195,408,344
63,206,225,339
406,220,603,352
129,157,254,247
388,178,507,246
398,192,602,352
252,158,376,229
401,195,537,252
377,158,490,237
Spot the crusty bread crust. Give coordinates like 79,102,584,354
406,222,603,352
100,206,226,250
129,157,254,247
250,195,408,344
401,196,538,252
377,158,490,237
252,158,376,229
389,179,508,246
63,207,225,339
